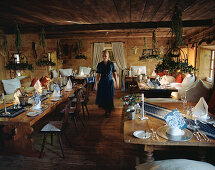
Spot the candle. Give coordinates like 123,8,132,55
142,93,144,102
2,93,7,113
142,93,144,117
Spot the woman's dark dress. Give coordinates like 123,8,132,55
96,61,116,110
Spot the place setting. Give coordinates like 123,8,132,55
27,92,48,117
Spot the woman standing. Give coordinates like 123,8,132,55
94,50,118,117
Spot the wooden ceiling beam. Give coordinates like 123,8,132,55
3,19,213,34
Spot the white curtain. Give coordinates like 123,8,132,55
112,42,127,91
93,43,104,71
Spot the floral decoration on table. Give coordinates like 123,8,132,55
120,94,139,106
15,87,28,97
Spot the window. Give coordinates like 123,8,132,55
210,50,215,80
14,53,21,76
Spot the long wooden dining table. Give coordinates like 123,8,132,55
0,85,82,157
124,102,215,162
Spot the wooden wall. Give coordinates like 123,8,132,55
62,37,169,75
197,47,212,80
0,32,214,92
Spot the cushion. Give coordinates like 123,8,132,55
59,68,73,77
136,159,215,170
208,90,215,114
130,66,146,75
2,78,21,95
186,79,210,103
31,77,38,87
160,75,175,85
181,74,195,87
52,70,58,78
175,74,182,83
158,72,164,77
40,76,49,87
79,67,91,75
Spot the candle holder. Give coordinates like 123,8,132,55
138,101,148,120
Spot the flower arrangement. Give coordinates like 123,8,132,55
120,94,139,106
15,87,28,97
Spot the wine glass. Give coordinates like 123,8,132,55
181,93,187,116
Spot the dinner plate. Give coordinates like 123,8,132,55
65,88,73,92
157,126,193,141
51,98,61,101
133,130,151,139
27,112,39,117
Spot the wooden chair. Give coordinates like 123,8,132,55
81,83,90,119
39,102,70,158
71,83,90,120
69,89,85,131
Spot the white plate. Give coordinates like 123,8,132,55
27,112,39,117
133,130,151,139
51,98,60,101
65,89,73,92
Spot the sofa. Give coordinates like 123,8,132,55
0,76,35,104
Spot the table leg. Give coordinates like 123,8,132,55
2,124,40,157
143,145,154,162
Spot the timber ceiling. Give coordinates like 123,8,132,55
0,0,214,39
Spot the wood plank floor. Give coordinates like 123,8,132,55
0,90,215,170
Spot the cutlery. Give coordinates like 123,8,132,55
198,130,211,142
196,132,203,141
193,132,200,141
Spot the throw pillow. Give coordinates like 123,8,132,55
208,90,215,115
181,74,195,87
52,70,58,78
160,75,175,85
136,159,215,170
175,74,182,83
79,67,91,75
2,78,21,95
31,77,38,87
59,68,73,77
40,76,49,87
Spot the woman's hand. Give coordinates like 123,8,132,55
94,83,98,91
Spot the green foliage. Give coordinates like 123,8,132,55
75,54,87,60
39,27,46,50
171,6,183,47
155,55,197,74
5,61,33,71
143,37,147,49
120,94,139,106
15,24,21,52
36,59,56,66
152,30,158,49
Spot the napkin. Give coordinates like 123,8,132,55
164,109,187,130
32,92,41,110
65,79,72,91
52,84,61,97
192,97,208,119
14,90,21,105
34,80,42,95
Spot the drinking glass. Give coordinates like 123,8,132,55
181,94,187,115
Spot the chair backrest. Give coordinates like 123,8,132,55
84,83,90,103
74,89,83,114
62,102,70,130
